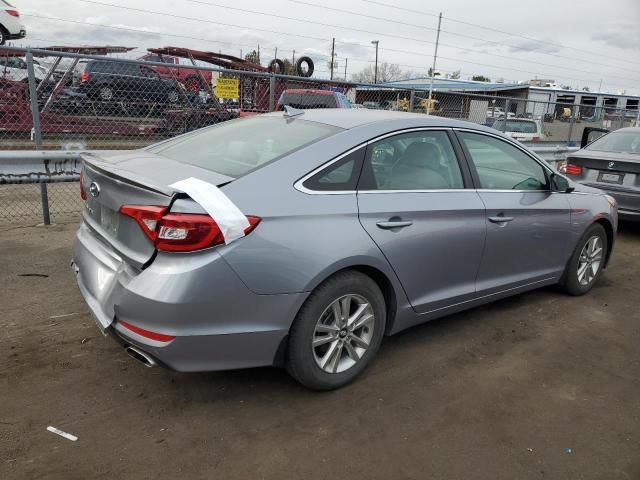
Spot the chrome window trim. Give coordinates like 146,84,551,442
294,127,461,195
453,127,560,193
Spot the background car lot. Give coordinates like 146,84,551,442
1,220,639,479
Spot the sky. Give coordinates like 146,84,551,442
8,0,640,94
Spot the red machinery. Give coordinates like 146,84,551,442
147,47,317,113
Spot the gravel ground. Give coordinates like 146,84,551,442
1,220,639,480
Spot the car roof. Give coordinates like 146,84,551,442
615,127,640,133
261,108,497,131
282,89,335,95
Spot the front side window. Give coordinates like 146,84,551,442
459,132,548,190
149,117,342,178
361,131,464,190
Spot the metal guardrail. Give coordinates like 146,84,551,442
0,144,579,225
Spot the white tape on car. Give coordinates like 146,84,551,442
169,177,250,245
47,426,78,442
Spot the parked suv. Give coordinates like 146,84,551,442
0,56,48,82
73,60,183,104
139,53,213,93
491,118,545,142
277,89,352,110
0,0,25,45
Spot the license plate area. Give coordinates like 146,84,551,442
100,206,120,236
598,171,624,185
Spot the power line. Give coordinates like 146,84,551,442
175,0,637,87
291,0,640,78
29,1,636,89
361,0,640,68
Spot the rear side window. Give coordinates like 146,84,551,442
149,116,342,178
459,132,548,190
493,120,538,133
360,131,464,190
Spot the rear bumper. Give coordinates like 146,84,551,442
72,223,308,372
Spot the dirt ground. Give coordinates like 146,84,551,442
1,220,639,480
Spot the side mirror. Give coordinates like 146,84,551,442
551,173,574,193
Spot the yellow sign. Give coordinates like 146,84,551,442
216,77,239,99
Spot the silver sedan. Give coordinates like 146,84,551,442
72,109,617,390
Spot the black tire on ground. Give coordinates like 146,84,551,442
286,270,386,390
561,223,608,296
295,56,314,77
268,59,285,74
0,26,6,46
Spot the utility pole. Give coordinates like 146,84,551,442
427,12,442,115
344,58,348,81
330,38,335,80
274,47,278,60
292,49,295,67
257,44,261,64
371,40,379,83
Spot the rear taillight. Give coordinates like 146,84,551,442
119,205,260,252
565,163,583,176
79,169,87,200
5,9,19,17
81,71,89,83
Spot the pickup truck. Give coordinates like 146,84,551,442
139,53,213,93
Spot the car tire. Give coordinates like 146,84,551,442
98,86,114,102
286,270,386,390
561,223,607,296
268,59,285,74
168,89,180,103
184,76,203,93
0,26,6,46
295,56,314,77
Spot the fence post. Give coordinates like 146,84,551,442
567,106,576,145
26,50,51,225
502,100,510,132
409,90,415,112
268,75,276,112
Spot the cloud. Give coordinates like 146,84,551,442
592,24,640,50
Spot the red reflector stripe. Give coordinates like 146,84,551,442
119,320,175,343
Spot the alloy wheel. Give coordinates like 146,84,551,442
99,87,114,101
168,90,180,103
577,236,603,286
312,294,375,374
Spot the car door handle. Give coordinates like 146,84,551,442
376,220,413,229
488,215,514,223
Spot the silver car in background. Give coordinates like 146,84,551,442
72,109,617,390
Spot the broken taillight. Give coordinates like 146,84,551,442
119,205,260,252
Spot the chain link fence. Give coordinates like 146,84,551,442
1,45,639,225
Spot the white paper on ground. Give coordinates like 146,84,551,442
169,177,250,245
47,426,78,442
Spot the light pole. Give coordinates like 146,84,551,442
371,40,379,83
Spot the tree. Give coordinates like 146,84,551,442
244,50,260,65
352,62,404,83
472,75,490,82
582,86,590,92
428,67,441,78
449,69,461,79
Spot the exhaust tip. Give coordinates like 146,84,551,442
125,346,156,368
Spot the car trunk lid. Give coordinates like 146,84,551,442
81,150,234,267
566,150,640,189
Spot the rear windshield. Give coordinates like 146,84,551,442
148,116,342,178
586,130,640,154
279,92,337,109
493,120,538,133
